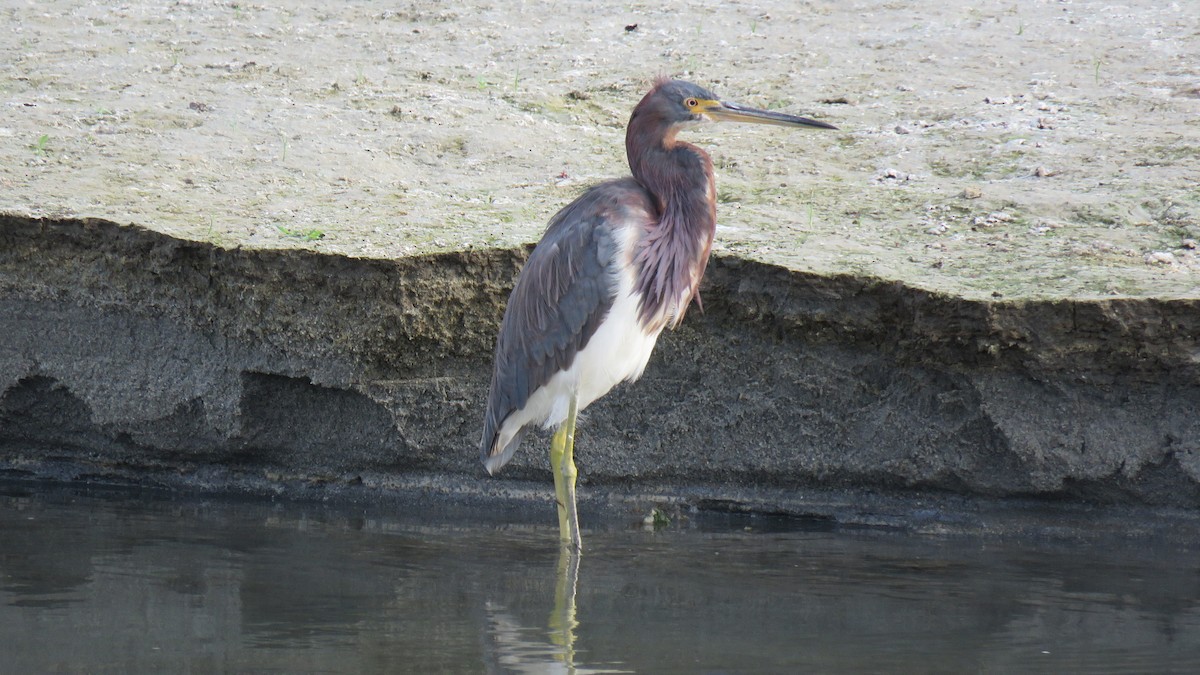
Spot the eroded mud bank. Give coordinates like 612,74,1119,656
3,215,1200,517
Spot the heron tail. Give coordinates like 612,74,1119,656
481,425,528,475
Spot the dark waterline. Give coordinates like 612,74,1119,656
2,484,1199,674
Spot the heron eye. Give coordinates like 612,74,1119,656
685,97,698,109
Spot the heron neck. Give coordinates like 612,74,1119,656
625,133,717,329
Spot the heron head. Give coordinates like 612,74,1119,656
639,78,838,133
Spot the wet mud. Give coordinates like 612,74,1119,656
3,216,1200,526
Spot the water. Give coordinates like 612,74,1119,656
2,484,1199,674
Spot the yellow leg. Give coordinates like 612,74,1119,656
549,395,582,550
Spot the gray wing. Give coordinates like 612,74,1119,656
480,177,654,472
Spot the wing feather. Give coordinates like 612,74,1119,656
480,178,655,469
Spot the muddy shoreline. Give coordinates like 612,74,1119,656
4,215,1200,529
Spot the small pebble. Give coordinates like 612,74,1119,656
974,212,1014,227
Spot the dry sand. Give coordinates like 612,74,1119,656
2,0,1198,299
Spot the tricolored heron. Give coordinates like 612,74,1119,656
481,78,836,549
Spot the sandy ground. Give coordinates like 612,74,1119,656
2,0,1198,300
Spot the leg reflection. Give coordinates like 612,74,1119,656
481,544,588,673
549,545,581,671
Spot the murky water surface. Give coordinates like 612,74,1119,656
2,485,1199,673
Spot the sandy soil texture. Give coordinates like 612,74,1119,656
2,0,1197,299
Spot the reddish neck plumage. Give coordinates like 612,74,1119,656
625,98,717,329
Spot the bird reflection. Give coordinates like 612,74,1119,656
548,546,581,669
483,548,628,674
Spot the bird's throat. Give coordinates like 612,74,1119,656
631,144,717,330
